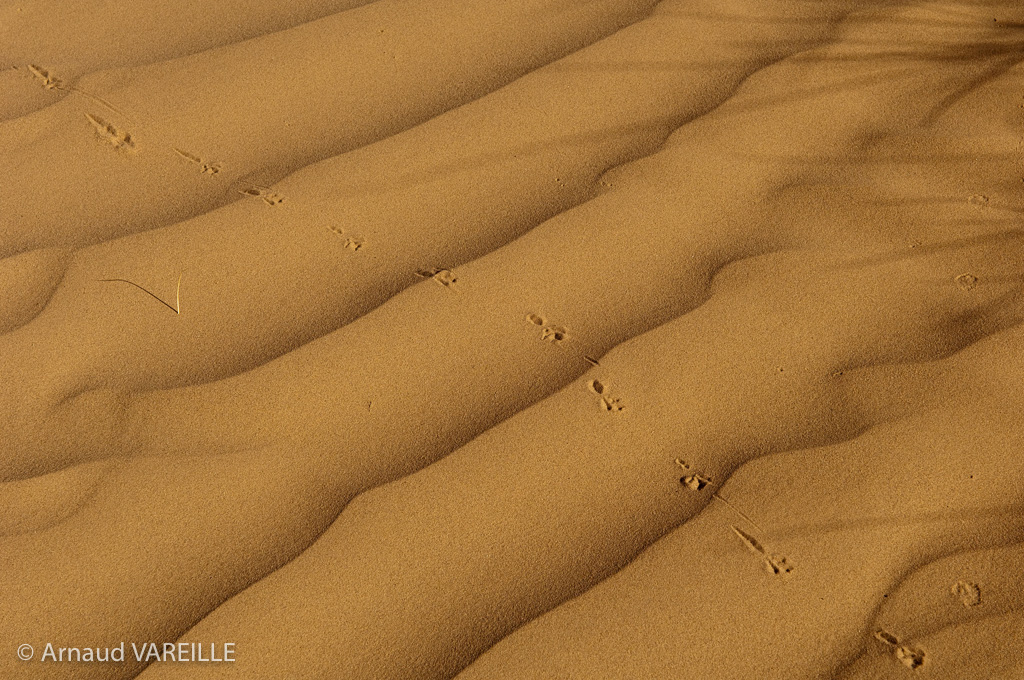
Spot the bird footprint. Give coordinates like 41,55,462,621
27,64,61,89
526,313,569,344
731,526,793,577
587,378,625,413
174,148,222,175
417,268,458,287
238,185,284,205
327,225,365,252
874,630,926,669
674,459,710,491
85,114,136,152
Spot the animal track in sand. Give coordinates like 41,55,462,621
600,396,625,412
98,272,182,315
541,325,568,343
895,646,926,670
674,459,765,531
238,185,284,206
85,114,136,153
416,268,458,288
875,630,901,647
326,225,364,252
26,66,250,182
682,474,710,491
173,148,223,175
673,458,711,491
524,313,569,344
731,526,793,577
26,64,61,89
587,378,624,413
874,630,926,670
955,273,979,291
23,64,129,116
951,580,981,607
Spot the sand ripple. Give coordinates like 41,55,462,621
1,1,1023,679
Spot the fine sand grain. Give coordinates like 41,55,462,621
0,0,659,257
0,0,898,479
0,0,376,120
2,1,1023,679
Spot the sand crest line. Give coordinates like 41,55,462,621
731,525,793,577
873,629,927,669
712,493,763,532
24,64,129,119
173,148,223,175
98,272,182,315
23,63,239,186
674,458,764,531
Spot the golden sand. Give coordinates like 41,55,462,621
1,1,1022,678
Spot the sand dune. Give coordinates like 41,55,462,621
456,393,1024,680
455,335,1024,678
6,0,1021,481
0,0,658,258
0,0,376,120
0,0,894,480
2,0,1023,679
837,540,1024,677
132,241,1024,679
843,612,1023,679
0,460,114,535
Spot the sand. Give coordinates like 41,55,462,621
2,1,1023,679
0,0,889,479
0,0,378,120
